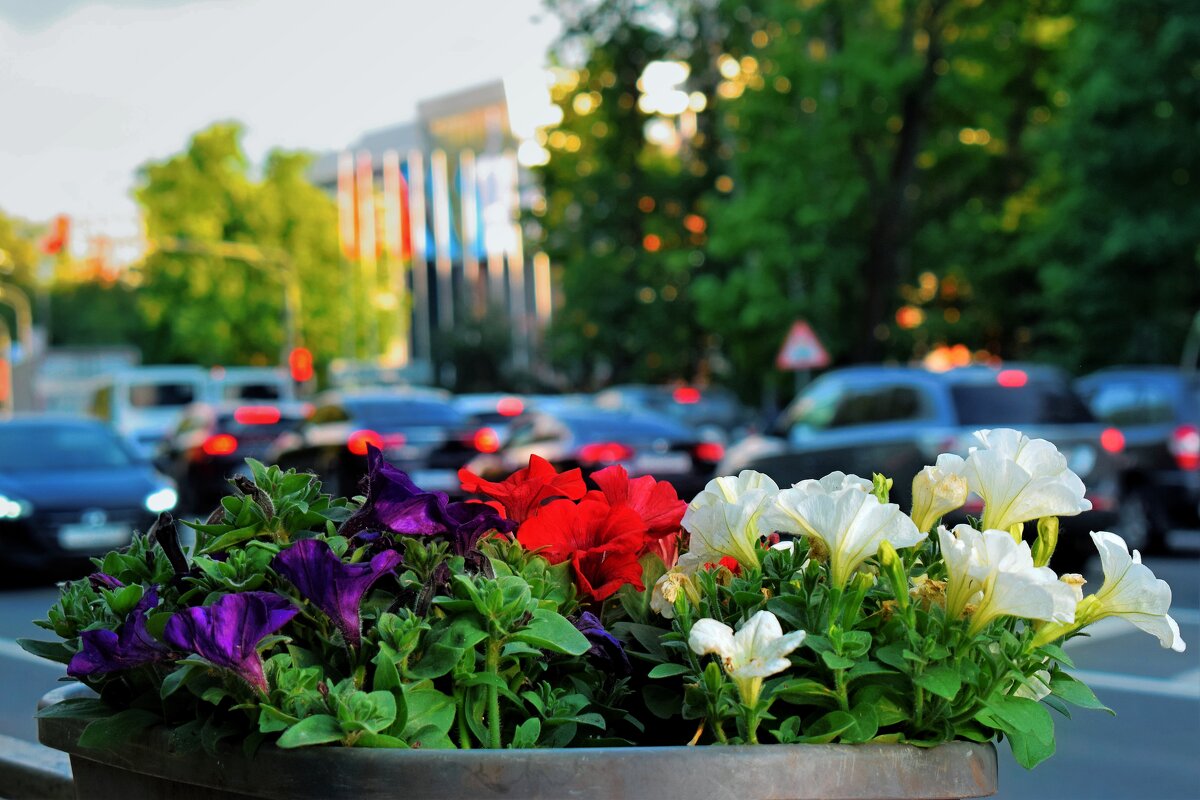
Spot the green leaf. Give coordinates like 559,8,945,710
1037,643,1075,668
772,678,837,703
847,661,896,682
914,665,962,701
647,663,691,679
352,732,408,748
405,643,464,680
276,714,344,748
511,608,590,656
841,704,880,744
400,686,456,740
1050,674,1114,714
510,717,541,749
406,724,455,749
197,525,260,555
160,663,201,700
35,697,113,721
979,696,1056,769
796,710,857,743
257,705,299,734
820,651,855,670
15,638,75,665
77,709,160,749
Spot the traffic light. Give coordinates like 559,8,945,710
39,215,70,255
288,347,314,383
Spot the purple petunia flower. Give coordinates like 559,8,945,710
87,572,124,592
339,446,516,554
271,538,401,647
163,592,298,693
572,611,631,675
68,587,169,679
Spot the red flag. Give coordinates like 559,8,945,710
39,214,70,255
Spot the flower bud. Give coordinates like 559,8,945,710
1032,517,1059,567
872,473,894,504
910,466,969,533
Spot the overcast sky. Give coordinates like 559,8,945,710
0,0,559,236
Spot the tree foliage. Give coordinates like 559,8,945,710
135,123,346,369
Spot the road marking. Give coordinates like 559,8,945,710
0,638,65,671
1072,668,1200,701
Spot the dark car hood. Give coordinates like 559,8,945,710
0,468,162,511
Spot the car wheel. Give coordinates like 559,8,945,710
1116,488,1164,554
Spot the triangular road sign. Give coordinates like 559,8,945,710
776,320,830,370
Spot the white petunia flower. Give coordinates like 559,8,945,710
963,429,1091,532
689,610,806,707
937,524,1077,635
682,471,780,569
911,454,970,533
763,480,925,588
787,471,873,497
1080,531,1186,652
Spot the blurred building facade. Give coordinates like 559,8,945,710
310,77,558,379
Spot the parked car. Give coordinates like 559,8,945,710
156,401,310,512
462,407,726,499
89,365,208,457
0,416,177,568
1075,366,1200,551
594,384,753,441
453,393,529,446
719,365,1123,568
266,390,487,497
206,366,295,403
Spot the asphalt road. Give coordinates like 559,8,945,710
1,538,1197,800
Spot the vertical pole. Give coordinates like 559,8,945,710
406,151,433,368
337,152,357,361
532,250,553,346
459,149,482,318
479,155,507,311
430,149,454,332
0,324,11,417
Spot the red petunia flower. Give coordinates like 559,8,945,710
516,497,647,602
589,465,686,540
458,455,587,523
703,556,742,574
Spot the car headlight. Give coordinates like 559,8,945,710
144,487,178,514
0,494,33,520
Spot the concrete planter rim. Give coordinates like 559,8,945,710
38,684,998,800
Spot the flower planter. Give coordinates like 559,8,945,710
38,684,997,800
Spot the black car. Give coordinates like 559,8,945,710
1075,367,1200,551
267,390,491,497
0,417,178,568
462,407,725,498
719,365,1123,568
156,401,310,512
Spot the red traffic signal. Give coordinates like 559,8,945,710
288,347,314,382
40,215,70,255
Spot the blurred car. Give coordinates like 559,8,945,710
1075,366,1200,551
719,364,1123,568
0,416,177,568
89,365,208,457
462,407,726,498
206,366,295,403
156,401,310,512
593,384,753,440
267,389,490,497
453,393,529,446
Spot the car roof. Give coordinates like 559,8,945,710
0,414,116,431
317,387,452,404
816,363,1071,385
543,407,695,437
1077,366,1197,383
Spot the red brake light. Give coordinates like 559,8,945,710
473,427,501,453
202,433,238,456
997,369,1028,388
496,396,524,417
1171,424,1200,471
579,442,634,464
234,405,282,425
673,387,701,404
348,429,384,456
694,442,725,462
1100,427,1125,454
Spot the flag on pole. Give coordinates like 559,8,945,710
337,153,357,260
355,152,377,267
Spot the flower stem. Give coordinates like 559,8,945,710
486,639,502,749
453,685,472,749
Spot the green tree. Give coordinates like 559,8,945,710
535,0,724,387
136,123,347,370
1028,0,1200,369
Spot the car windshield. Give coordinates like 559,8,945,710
0,424,137,471
128,382,196,408
951,384,1094,426
222,383,285,400
350,400,465,427
567,416,690,442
